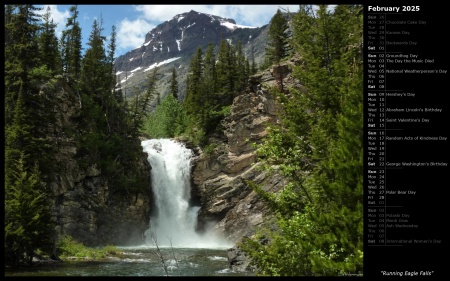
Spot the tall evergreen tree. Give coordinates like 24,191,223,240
146,67,160,108
130,67,159,132
60,5,82,88
59,5,83,111
266,9,291,66
76,18,148,193
4,5,15,45
203,43,216,97
76,17,111,163
107,25,117,90
34,6,62,152
235,40,247,92
184,47,204,119
245,58,251,82
5,81,55,265
5,154,55,266
250,44,258,75
170,66,179,100
5,84,33,185
81,18,109,98
216,39,236,105
4,4,42,126
37,6,62,75
4,4,56,178
201,43,219,132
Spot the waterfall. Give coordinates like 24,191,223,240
141,139,230,248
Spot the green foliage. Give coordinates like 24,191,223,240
4,4,42,126
182,39,251,145
242,5,363,276
74,16,149,195
170,66,179,100
56,235,122,260
143,94,187,138
183,120,207,147
184,47,204,120
235,41,248,92
215,40,236,105
266,9,291,66
37,6,62,76
4,4,149,266
5,153,55,266
203,143,217,155
61,5,82,84
250,44,258,75
242,206,363,276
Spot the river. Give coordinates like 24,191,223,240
5,245,254,276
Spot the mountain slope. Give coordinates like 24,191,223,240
113,10,269,103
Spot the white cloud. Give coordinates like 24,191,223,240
37,5,301,57
226,5,299,27
134,5,299,28
134,5,198,23
116,17,154,54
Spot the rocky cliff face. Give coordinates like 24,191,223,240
191,58,301,248
47,80,152,247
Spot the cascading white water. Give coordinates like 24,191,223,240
141,139,231,248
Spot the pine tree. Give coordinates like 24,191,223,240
105,24,124,137
266,9,291,66
245,58,251,82
4,5,14,45
201,43,218,132
235,40,247,92
203,43,216,98
4,4,56,179
129,67,159,132
5,83,33,186
170,66,179,100
38,6,62,75
34,6,62,155
146,67,160,109
4,4,42,126
61,5,82,86
76,18,148,193
184,47,203,119
76,17,111,164
81,18,109,97
5,153,55,266
216,39,235,105
107,25,117,90
250,44,258,75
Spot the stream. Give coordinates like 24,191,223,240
5,246,255,276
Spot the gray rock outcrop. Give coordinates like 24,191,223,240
48,80,152,247
189,59,302,271
192,59,301,244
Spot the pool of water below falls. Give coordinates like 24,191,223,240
5,246,255,276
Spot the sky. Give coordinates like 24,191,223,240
36,5,300,58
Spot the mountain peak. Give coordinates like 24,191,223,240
113,9,267,100
171,10,237,25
